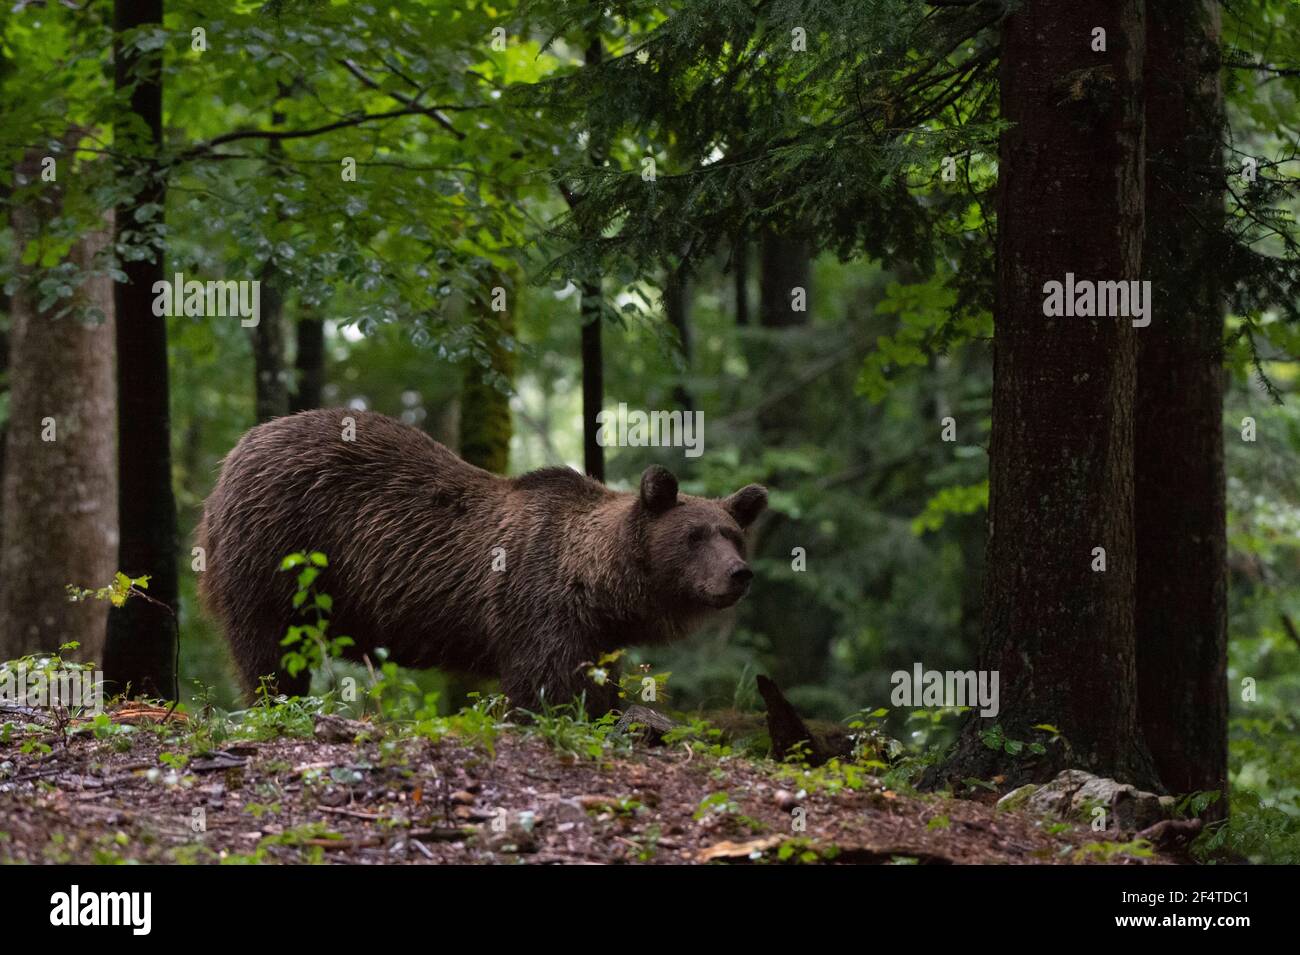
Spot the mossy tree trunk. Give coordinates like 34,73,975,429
451,284,515,708
459,287,515,475
1,162,116,663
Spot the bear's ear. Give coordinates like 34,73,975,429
639,465,679,514
724,484,768,528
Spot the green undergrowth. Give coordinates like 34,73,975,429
5,586,1296,863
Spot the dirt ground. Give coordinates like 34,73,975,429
0,703,1184,865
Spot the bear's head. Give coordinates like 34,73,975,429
636,465,767,610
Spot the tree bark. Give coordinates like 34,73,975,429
756,230,811,437
104,0,179,700
664,264,694,412
0,270,9,571
252,272,289,422
289,310,325,412
581,285,604,482
758,231,810,329
748,230,827,687
937,0,1157,788
254,99,290,423
1135,0,1227,803
460,292,515,474
733,236,750,327
580,34,605,483
1,170,116,663
757,675,828,766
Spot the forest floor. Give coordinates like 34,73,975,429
0,702,1182,865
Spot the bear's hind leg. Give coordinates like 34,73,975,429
230,623,311,703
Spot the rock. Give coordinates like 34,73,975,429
996,783,1039,812
190,751,248,772
483,823,539,854
1070,775,1132,816
1026,769,1095,815
312,714,374,744
774,789,800,811
1069,776,1165,831
1005,769,1175,835
1118,790,1165,831
317,785,349,807
614,705,676,743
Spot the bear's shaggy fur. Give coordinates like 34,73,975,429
198,410,766,710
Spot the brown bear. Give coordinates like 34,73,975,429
198,409,766,711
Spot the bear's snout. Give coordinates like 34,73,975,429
707,560,753,606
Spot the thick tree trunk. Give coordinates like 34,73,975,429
0,281,8,570
1135,0,1227,803
937,0,1157,788
289,310,325,412
104,0,179,700
1,176,117,663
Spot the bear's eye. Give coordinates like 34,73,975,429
687,526,708,545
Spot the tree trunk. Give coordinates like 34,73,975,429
756,230,811,437
749,230,826,686
733,236,750,327
460,294,515,474
449,292,516,708
581,285,604,482
252,272,288,422
937,0,1157,788
0,275,9,574
1135,0,1227,803
290,310,325,412
580,35,606,483
104,0,179,700
254,100,290,423
664,264,694,412
758,231,810,329
1,173,116,663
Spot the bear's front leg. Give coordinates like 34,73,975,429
500,654,620,718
